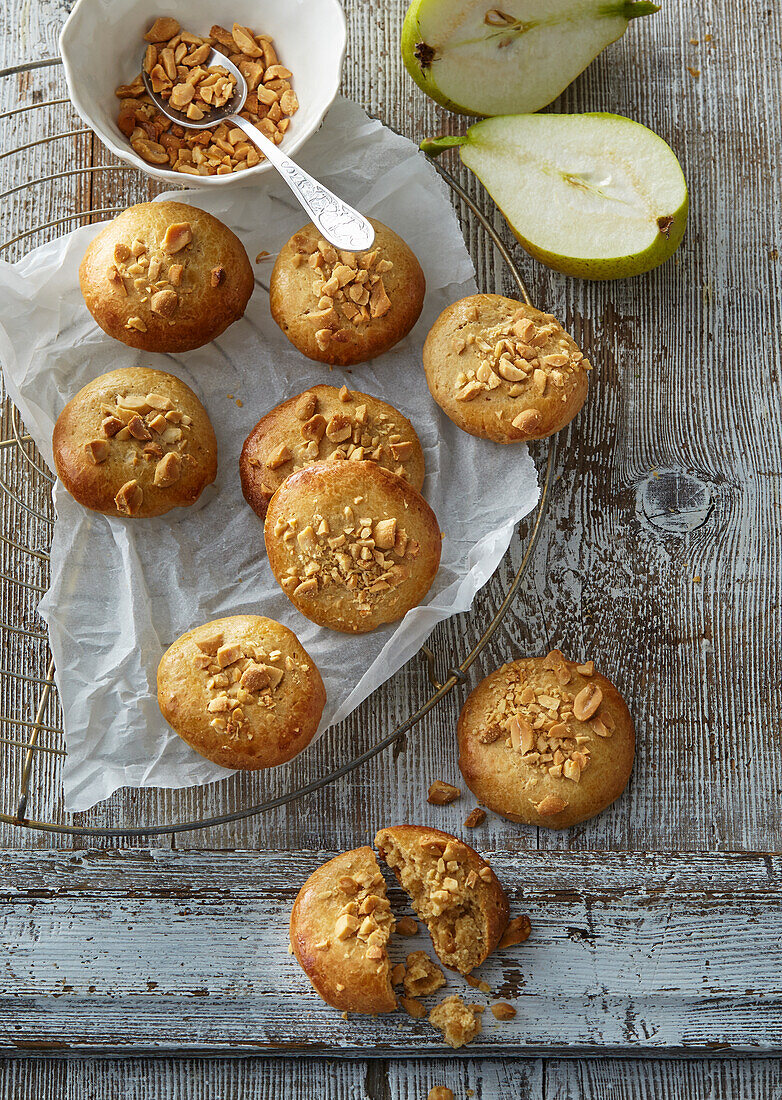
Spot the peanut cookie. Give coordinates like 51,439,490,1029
265,461,441,634
79,201,254,352
157,614,325,769
423,294,590,442
290,847,396,1014
269,219,426,366
52,367,216,518
375,825,509,974
457,651,635,829
240,384,425,521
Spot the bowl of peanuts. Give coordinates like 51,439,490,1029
59,0,347,186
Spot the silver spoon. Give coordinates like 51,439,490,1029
142,48,374,251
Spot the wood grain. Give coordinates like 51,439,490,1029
3,848,782,1054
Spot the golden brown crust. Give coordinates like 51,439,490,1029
374,824,509,974
264,462,441,634
269,219,425,366
289,847,396,1015
79,201,254,352
457,653,635,829
52,367,217,518
240,384,425,522
157,614,325,770
423,294,590,442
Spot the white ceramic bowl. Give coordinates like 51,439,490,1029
59,0,347,188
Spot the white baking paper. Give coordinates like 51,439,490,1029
0,98,539,812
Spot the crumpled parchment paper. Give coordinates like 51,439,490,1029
0,98,539,811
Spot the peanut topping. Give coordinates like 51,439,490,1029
114,479,143,516
150,287,179,317
97,387,194,496
498,914,532,949
451,305,590,408
85,438,111,464
293,234,394,333
118,19,298,176
573,682,603,721
153,450,181,487
396,916,418,936
275,509,420,618
161,222,192,254
259,389,419,487
192,633,300,741
427,780,461,806
476,654,613,785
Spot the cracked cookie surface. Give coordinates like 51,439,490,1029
423,293,590,442
457,652,635,828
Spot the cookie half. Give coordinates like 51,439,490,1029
52,366,217,518
157,614,326,769
269,219,426,366
423,294,590,442
457,651,635,828
290,847,396,1014
240,384,425,521
375,824,509,974
79,200,254,352
265,461,441,634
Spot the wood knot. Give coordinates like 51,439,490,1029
637,470,714,535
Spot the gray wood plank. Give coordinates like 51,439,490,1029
545,1057,782,1099
3,848,782,1054
0,1055,371,1099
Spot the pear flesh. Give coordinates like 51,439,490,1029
424,113,688,280
401,0,659,117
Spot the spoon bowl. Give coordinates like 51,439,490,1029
142,47,375,251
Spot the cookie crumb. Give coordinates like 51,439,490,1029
498,915,531,949
428,1089,455,1100
490,1002,517,1020
396,916,418,936
428,780,461,805
464,807,486,828
428,995,482,1048
399,994,426,1019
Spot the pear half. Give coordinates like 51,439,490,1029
401,0,659,117
423,114,688,280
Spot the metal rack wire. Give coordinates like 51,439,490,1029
0,58,553,837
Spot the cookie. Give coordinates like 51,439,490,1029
52,367,217,518
240,384,426,521
269,219,426,366
265,461,441,634
457,651,635,829
423,294,590,442
289,847,396,1015
157,614,326,770
428,995,483,1049
79,200,254,352
374,825,509,974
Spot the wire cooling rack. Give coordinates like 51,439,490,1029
0,58,554,837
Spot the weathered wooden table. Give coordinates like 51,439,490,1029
2,0,781,1095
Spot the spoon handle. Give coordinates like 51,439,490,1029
229,116,375,252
